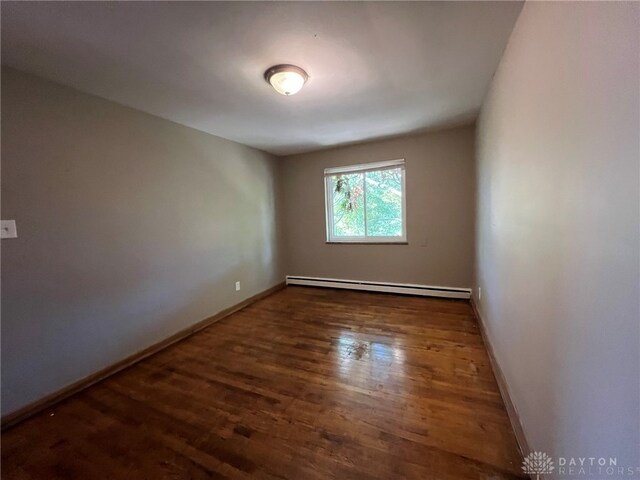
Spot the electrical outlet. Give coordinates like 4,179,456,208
235,281,241,292
1,220,17,239
478,287,482,300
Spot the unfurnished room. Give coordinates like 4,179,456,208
1,1,639,479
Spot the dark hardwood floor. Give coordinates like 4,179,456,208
2,286,525,479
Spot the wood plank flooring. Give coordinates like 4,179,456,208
1,286,525,479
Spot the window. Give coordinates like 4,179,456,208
324,159,406,243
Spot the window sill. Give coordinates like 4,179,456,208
326,241,408,245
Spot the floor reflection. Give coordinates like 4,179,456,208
334,332,406,390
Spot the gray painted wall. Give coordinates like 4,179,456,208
280,126,476,288
475,2,640,468
1,68,284,415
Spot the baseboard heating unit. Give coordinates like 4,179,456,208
285,276,471,299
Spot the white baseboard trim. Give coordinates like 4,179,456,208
285,275,471,299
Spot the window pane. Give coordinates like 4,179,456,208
365,167,403,237
331,173,365,237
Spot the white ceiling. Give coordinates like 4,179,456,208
1,1,522,156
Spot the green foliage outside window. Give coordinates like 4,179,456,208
331,167,403,238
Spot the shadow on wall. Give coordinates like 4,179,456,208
0,67,283,415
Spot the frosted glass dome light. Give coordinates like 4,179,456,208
264,65,308,96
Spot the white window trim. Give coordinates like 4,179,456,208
324,159,407,244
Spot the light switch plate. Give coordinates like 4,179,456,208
235,281,241,291
1,220,17,239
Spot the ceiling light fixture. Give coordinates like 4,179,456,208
264,64,308,96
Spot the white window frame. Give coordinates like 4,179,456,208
324,159,407,244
